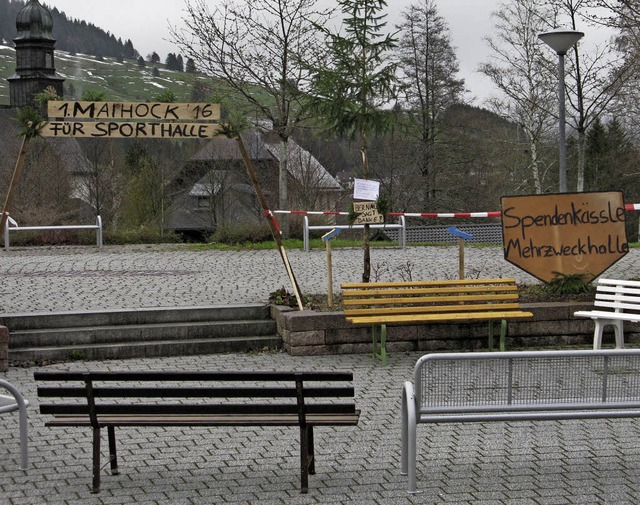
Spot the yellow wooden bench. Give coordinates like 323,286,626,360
341,278,533,364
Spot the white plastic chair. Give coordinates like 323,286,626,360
0,379,29,469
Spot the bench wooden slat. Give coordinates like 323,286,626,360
344,303,523,318
37,386,355,399
341,277,516,289
341,278,531,362
44,413,361,427
342,285,517,297
34,370,353,382
342,293,518,306
40,402,358,416
347,310,533,326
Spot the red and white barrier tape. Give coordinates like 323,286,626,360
275,204,640,218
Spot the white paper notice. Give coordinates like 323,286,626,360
353,179,380,201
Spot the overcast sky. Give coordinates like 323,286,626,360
44,0,608,106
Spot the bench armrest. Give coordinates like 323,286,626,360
401,381,416,477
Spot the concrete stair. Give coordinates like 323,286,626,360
1,304,280,363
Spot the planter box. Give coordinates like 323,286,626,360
271,302,640,357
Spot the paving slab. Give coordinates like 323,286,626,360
2,243,640,313
1,350,640,504
2,244,640,503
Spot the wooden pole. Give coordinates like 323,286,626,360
235,135,304,311
0,135,30,237
326,239,333,307
458,237,465,280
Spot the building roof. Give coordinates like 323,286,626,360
188,129,342,192
15,0,55,41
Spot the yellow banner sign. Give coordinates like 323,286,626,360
47,101,221,121
501,192,628,283
353,201,384,225
41,121,222,139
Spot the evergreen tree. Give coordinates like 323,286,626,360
306,0,397,282
137,56,146,68
165,53,178,70
186,57,197,73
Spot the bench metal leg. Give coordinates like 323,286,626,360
107,426,119,475
372,324,388,365
500,319,507,352
92,427,101,493
308,426,315,475
488,320,508,351
299,426,310,493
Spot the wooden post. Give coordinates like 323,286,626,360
326,239,333,306
0,135,30,237
321,228,341,308
458,237,465,280
235,135,304,310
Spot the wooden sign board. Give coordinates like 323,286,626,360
501,192,628,283
47,101,220,121
42,101,222,139
40,121,222,139
353,201,383,225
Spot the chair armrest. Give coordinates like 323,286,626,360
0,379,29,414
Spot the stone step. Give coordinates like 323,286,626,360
9,319,277,348
0,304,270,331
4,304,281,364
9,334,283,363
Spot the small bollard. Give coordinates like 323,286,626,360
322,228,342,307
447,227,473,279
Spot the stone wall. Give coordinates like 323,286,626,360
0,326,8,372
271,302,640,357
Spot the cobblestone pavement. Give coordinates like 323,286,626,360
2,244,640,503
2,243,640,314
3,350,640,504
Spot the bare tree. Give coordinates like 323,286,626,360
586,0,640,142
395,0,465,204
480,0,556,194
171,0,332,236
545,0,636,191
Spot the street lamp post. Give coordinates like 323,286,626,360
538,29,584,193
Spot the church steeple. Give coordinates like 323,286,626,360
8,0,64,107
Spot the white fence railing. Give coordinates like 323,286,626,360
4,216,103,251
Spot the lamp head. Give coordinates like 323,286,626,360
538,30,584,55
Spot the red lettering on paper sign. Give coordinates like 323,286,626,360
501,192,628,283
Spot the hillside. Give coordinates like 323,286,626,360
0,44,208,105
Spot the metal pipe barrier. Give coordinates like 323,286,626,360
4,216,103,251
303,215,406,252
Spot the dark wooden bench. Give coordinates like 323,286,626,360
34,370,360,494
342,278,533,363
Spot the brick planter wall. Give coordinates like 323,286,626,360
271,302,640,357
0,326,8,372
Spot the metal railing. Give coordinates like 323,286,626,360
4,216,103,251
302,215,406,252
